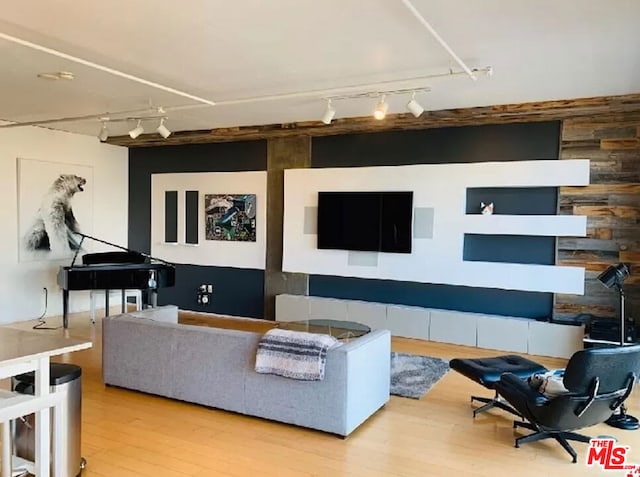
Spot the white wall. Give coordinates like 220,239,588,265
151,171,267,269
283,160,590,295
0,126,128,324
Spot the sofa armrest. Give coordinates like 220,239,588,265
334,329,391,435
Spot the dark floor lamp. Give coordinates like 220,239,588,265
597,262,639,430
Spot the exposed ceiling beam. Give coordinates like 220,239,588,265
107,93,640,147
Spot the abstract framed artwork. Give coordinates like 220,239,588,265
204,194,256,242
17,158,93,262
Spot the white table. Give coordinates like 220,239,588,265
0,328,92,477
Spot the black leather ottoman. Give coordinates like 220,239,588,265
449,355,548,417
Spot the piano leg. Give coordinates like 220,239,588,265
63,289,69,329
105,289,110,316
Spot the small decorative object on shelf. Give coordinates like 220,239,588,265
480,202,494,215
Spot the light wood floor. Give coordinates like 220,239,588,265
3,311,640,477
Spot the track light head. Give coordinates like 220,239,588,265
321,100,336,125
156,118,171,138
373,95,388,120
406,93,424,118
98,122,109,142
129,120,144,139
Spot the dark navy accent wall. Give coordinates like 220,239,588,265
129,141,267,318
312,122,561,168
466,187,558,215
310,121,561,319
463,235,556,265
309,276,553,320
158,265,265,317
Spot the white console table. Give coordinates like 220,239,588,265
0,328,91,477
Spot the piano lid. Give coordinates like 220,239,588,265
68,232,172,268
82,251,146,265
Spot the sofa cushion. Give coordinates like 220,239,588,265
166,324,258,413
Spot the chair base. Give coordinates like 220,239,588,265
606,405,640,430
513,420,591,463
471,390,521,418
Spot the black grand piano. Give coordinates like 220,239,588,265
57,234,175,329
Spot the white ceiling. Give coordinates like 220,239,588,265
0,0,639,139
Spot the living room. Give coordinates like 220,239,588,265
1,1,640,476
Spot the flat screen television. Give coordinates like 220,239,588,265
317,191,413,253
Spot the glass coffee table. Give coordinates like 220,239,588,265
278,319,371,340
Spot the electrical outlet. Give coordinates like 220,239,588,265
197,284,212,306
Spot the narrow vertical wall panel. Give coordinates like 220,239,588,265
164,190,178,243
185,190,199,244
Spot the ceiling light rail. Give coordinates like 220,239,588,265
195,67,492,109
97,111,171,141
0,106,160,129
320,87,430,123
0,65,492,131
323,86,431,102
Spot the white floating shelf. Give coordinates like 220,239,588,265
463,214,587,237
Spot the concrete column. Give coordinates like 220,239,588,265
264,136,311,320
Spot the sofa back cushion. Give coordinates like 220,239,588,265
103,315,260,414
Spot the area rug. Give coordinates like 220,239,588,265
390,352,450,399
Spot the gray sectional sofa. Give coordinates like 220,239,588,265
102,306,391,436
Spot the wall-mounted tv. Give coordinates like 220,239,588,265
317,191,413,253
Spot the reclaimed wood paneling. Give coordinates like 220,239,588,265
601,139,640,150
557,114,640,321
573,205,640,218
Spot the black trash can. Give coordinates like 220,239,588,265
12,363,84,477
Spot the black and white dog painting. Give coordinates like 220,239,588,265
18,159,93,261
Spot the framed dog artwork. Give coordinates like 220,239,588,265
17,157,93,262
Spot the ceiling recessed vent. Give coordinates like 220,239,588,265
37,71,75,81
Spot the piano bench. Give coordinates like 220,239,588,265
89,289,142,323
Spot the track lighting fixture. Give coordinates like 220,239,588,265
321,100,336,125
128,120,144,139
156,118,171,138
373,95,388,120
95,109,172,141
406,92,424,118
98,121,109,141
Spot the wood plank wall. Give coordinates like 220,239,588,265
556,112,640,322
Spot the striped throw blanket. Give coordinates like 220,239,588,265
255,328,339,381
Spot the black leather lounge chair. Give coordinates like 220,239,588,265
494,345,640,463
